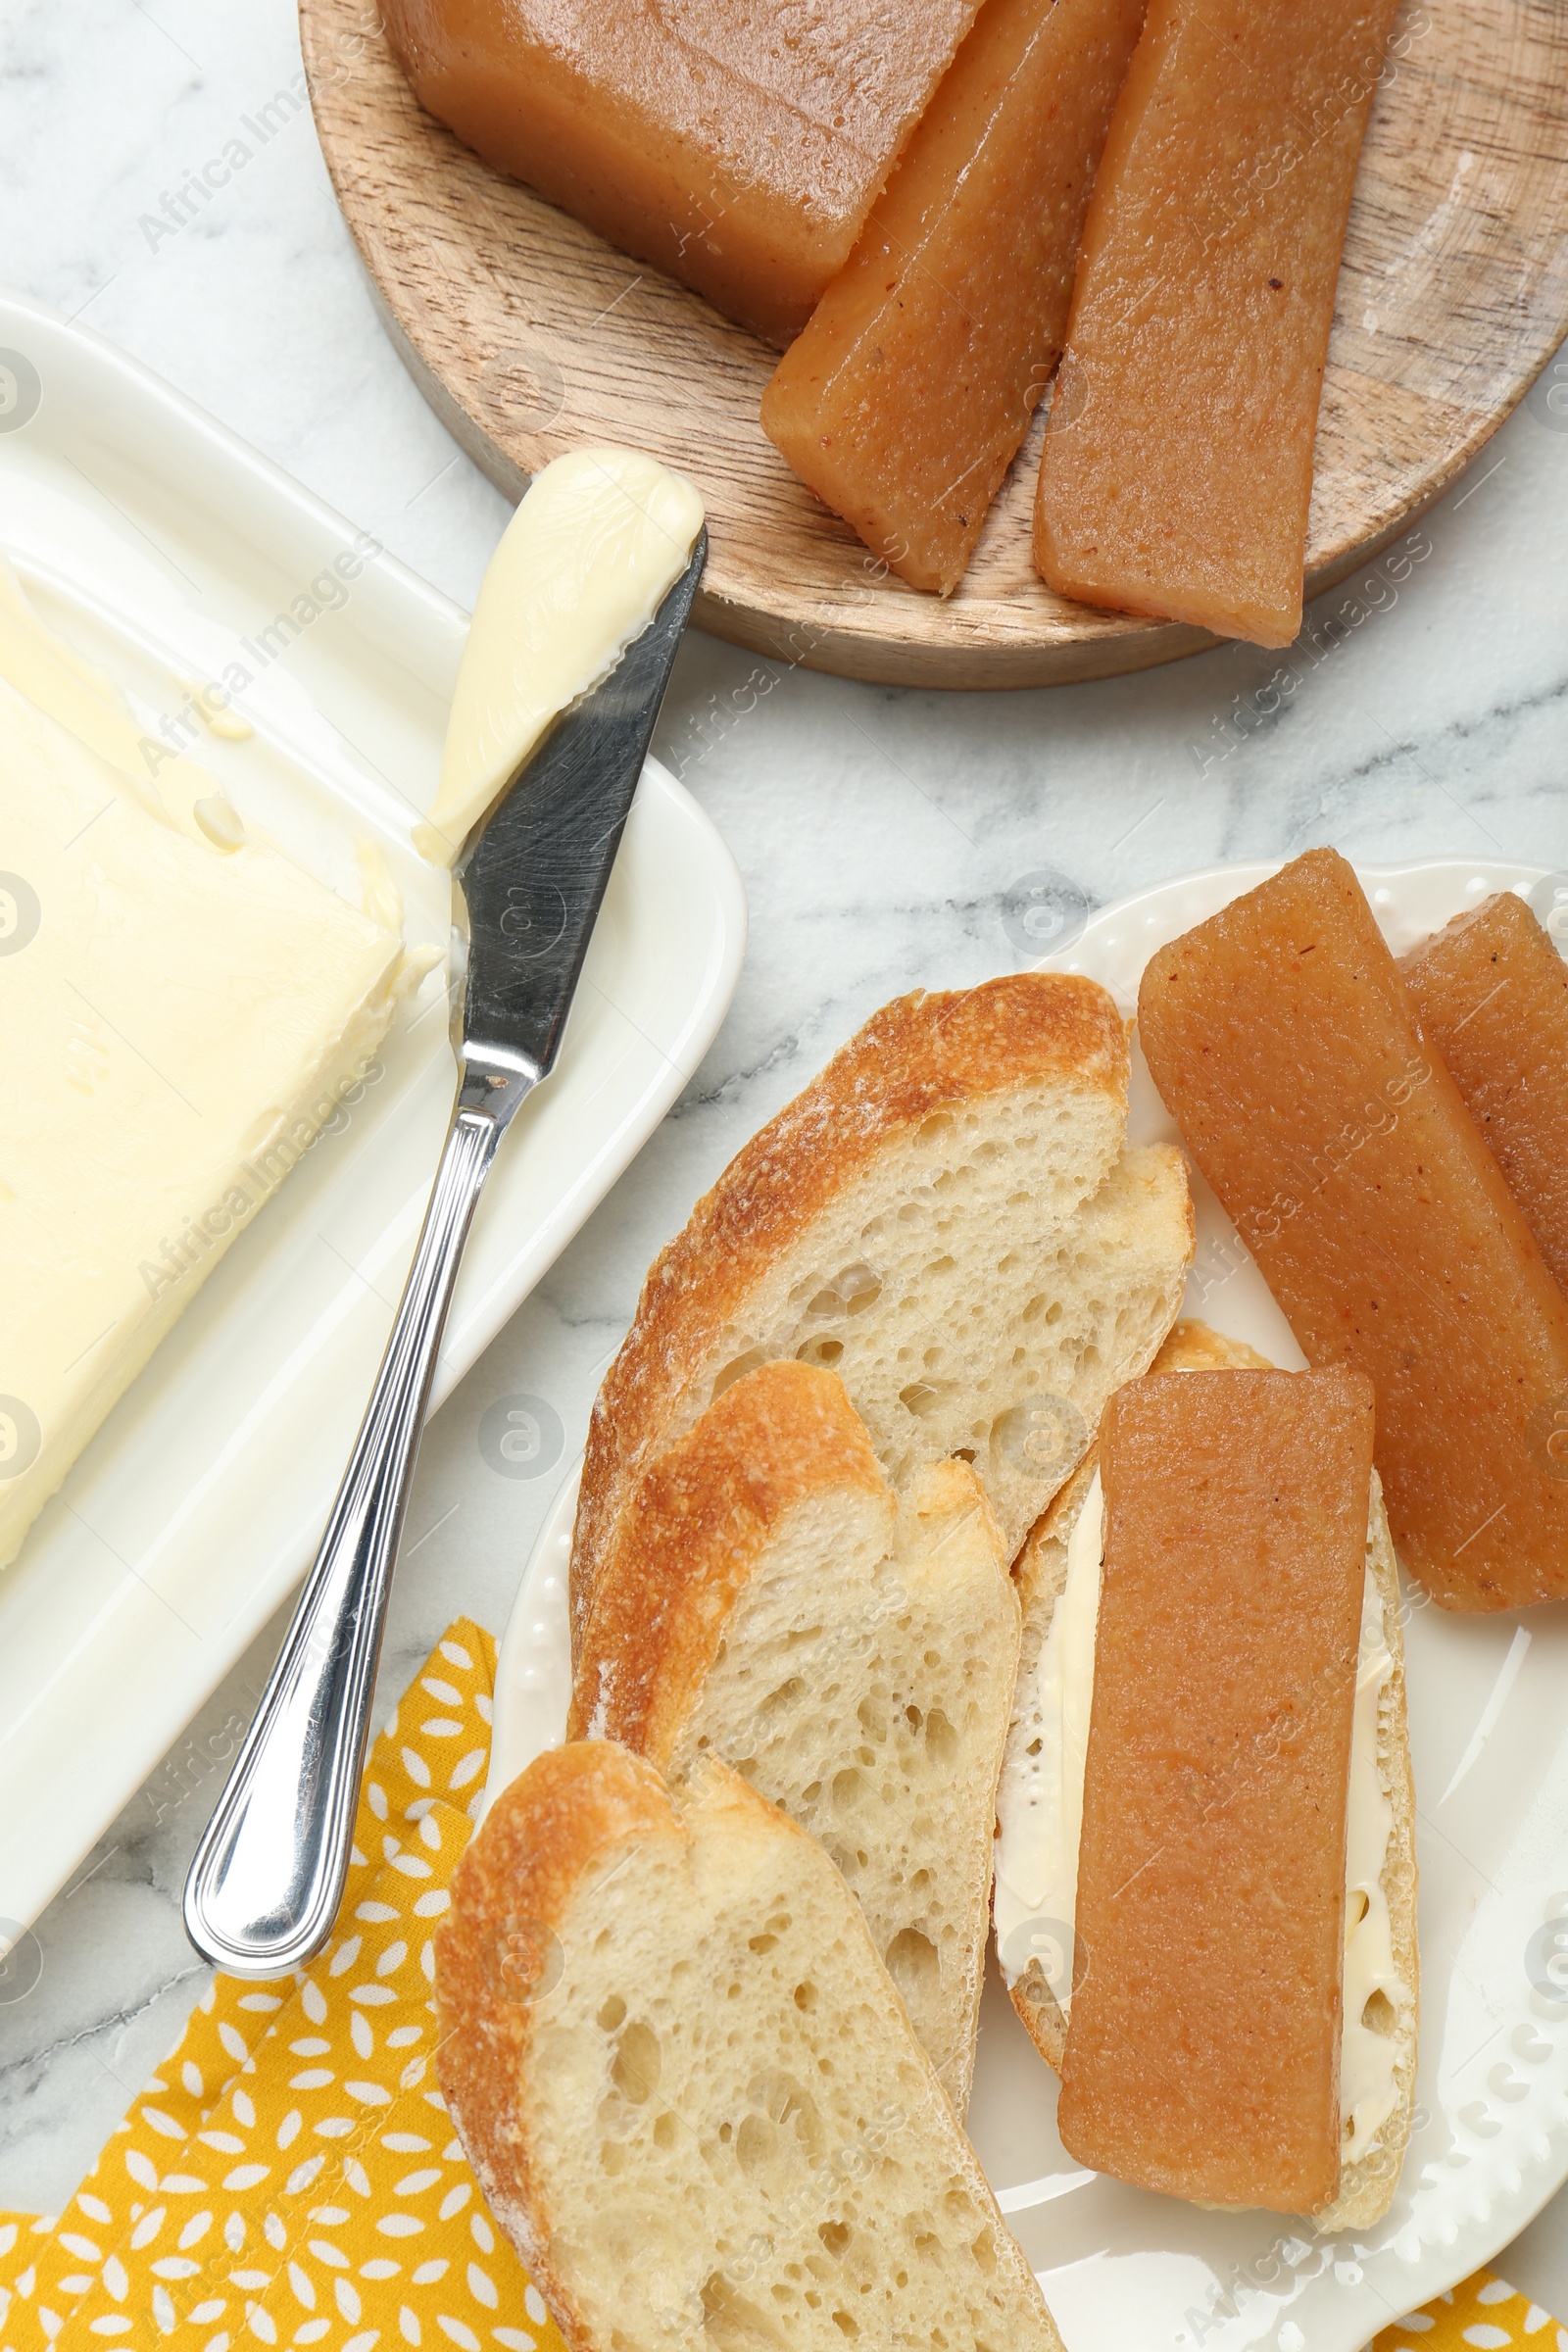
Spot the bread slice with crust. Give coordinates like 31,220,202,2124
569,972,1195,1656
568,1356,1020,2114
436,1742,1067,2352
994,1321,1419,2230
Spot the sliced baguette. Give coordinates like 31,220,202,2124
570,972,1195,1655
568,1356,1020,2113
995,1321,1419,2230
437,1742,1066,2352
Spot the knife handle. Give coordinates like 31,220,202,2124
183,1065,529,1977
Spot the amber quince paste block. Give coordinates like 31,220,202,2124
1034,0,1402,647
1402,891,1568,1301
1138,848,1568,1611
382,0,986,344
1058,1365,1372,2213
761,0,1147,593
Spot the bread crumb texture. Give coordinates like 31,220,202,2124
438,1747,1063,2352
573,1360,1020,2112
572,974,1193,1643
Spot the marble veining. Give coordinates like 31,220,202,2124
3,0,1568,2311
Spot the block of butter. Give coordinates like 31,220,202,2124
0,577,406,1569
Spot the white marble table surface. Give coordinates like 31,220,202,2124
4,0,1568,2316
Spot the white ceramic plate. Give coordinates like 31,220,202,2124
489,857,1568,2352
0,289,746,1938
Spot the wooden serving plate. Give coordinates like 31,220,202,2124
301,0,1568,689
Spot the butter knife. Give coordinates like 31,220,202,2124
183,529,707,1976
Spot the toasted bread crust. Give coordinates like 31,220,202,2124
440,1744,1068,2352
567,1359,890,1759
572,1361,1014,2110
569,973,1128,1650
434,1742,682,2337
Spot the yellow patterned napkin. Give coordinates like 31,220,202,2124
0,1619,567,2352
0,1619,1553,2352
1374,2276,1567,2352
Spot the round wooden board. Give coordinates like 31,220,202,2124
302,0,1568,690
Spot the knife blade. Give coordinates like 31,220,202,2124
455,524,708,1090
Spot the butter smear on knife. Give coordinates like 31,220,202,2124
414,447,705,864
0,566,406,1569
